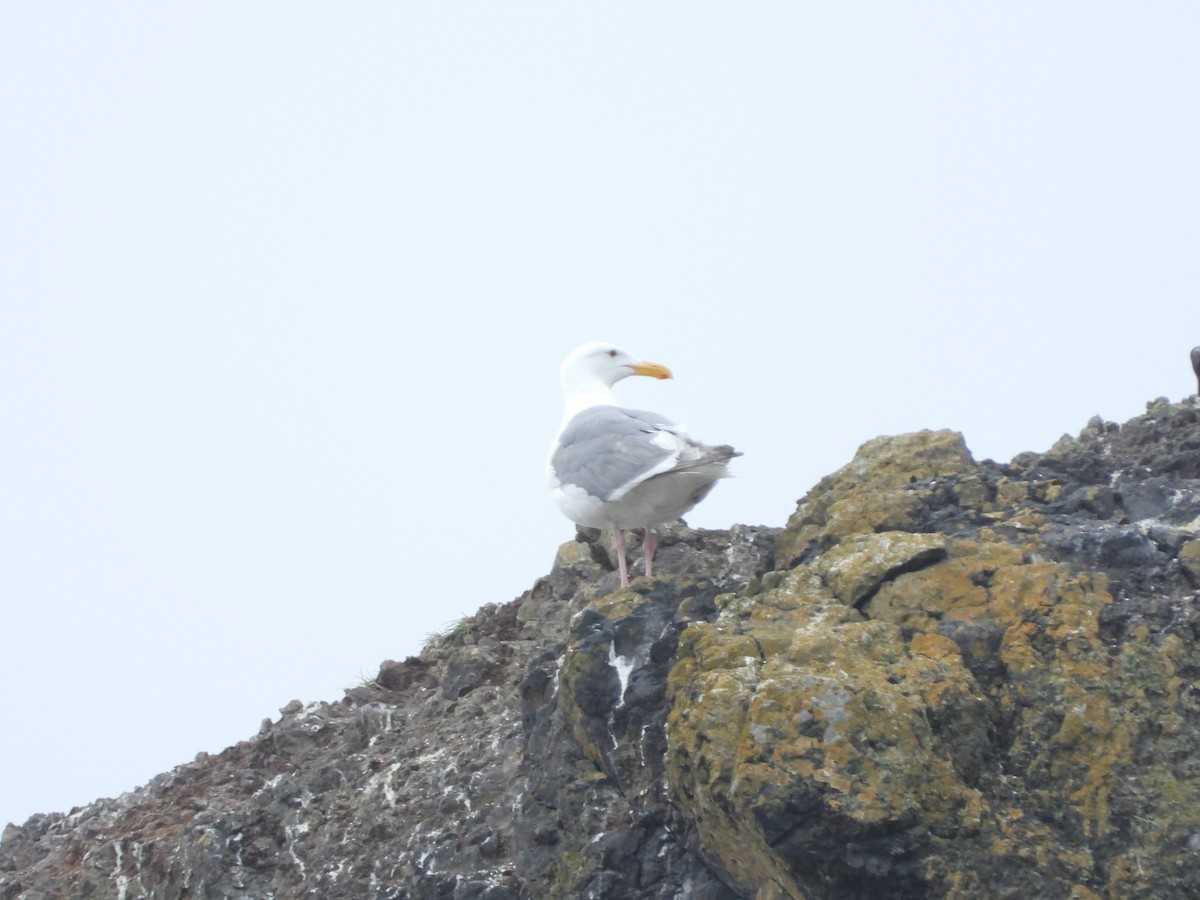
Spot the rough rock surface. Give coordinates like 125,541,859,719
4,398,1200,899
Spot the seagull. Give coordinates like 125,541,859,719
548,342,741,587
1192,346,1200,395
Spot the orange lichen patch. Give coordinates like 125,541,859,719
998,509,1047,531
910,632,963,662
995,478,1031,506
822,490,924,542
868,558,988,631
666,576,989,898
984,561,1064,618
866,541,1074,634
999,620,1040,675
813,531,948,607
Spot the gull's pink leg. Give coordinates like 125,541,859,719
643,529,657,578
613,529,630,587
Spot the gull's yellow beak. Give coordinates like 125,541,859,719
632,361,673,380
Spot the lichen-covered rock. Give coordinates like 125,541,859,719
666,413,1200,898
4,403,1200,899
813,531,948,606
776,430,986,569
1181,538,1200,585
666,571,989,898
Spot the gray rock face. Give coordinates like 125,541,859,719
2,600,536,900
4,399,1200,899
0,526,776,900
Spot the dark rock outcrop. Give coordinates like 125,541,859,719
4,399,1200,899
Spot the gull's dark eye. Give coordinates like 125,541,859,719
607,349,617,358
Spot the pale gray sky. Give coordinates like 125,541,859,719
2,4,1198,829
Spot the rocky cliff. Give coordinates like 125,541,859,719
5,398,1200,900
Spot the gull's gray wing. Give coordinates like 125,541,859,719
551,406,676,501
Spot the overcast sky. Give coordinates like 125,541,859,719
2,4,1198,830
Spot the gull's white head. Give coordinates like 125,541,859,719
558,342,672,420
560,341,672,391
